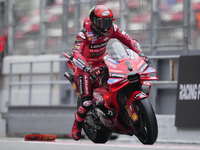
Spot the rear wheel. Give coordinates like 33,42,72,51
83,115,112,143
133,98,158,145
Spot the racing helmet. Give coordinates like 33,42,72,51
89,5,116,36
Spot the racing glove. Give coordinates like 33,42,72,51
139,52,149,64
83,66,100,76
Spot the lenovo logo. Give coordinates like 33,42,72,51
89,41,108,49
109,73,125,78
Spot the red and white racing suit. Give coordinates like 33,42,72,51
72,21,142,122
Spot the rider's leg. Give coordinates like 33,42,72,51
72,72,93,141
72,96,92,140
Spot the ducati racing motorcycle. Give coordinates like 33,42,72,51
63,42,159,144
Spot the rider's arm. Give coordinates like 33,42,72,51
111,24,142,55
72,29,89,70
111,24,149,63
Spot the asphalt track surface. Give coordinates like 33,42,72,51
0,138,200,150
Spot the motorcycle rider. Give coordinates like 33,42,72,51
71,5,148,141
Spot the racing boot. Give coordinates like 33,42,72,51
72,107,87,141
72,119,83,141
72,98,92,141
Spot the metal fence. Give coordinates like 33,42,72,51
7,58,76,106
6,0,200,56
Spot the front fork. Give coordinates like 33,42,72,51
125,84,150,123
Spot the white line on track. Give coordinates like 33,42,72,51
0,139,199,150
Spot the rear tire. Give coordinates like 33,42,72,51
83,115,112,143
133,98,158,145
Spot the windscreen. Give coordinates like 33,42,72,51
111,42,129,61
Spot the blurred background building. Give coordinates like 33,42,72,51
6,0,200,55
0,0,200,141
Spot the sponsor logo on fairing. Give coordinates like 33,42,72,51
106,61,117,68
104,56,119,64
110,73,125,78
139,63,148,73
107,57,119,64
137,61,144,68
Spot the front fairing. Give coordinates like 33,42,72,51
92,42,158,135
102,42,158,92
103,48,147,92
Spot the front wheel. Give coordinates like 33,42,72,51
133,98,158,145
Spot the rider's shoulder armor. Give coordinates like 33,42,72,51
113,24,118,32
77,28,87,40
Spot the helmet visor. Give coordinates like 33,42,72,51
95,18,112,31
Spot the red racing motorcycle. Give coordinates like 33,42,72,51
63,42,158,144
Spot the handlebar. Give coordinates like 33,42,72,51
63,52,108,82
63,52,71,59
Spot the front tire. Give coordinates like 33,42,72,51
133,98,158,145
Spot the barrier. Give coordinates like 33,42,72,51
7,57,74,106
